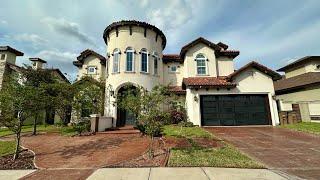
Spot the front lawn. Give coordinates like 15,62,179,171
168,146,264,168
163,125,263,168
0,141,16,157
281,122,320,135
163,125,214,139
0,125,58,137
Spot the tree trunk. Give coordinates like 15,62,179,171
148,135,154,159
13,118,22,161
32,114,38,135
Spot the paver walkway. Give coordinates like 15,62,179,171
205,127,320,180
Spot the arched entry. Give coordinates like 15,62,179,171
116,85,137,127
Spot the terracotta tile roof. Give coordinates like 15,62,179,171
103,20,167,49
182,77,236,89
162,54,183,63
179,37,240,59
277,56,320,72
169,86,186,95
0,46,24,56
227,61,281,81
274,72,320,94
74,49,106,67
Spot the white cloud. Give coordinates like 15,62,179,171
147,0,192,31
12,33,47,45
41,17,96,46
1,20,7,25
35,50,77,63
139,0,149,8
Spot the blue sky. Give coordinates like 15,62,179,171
1,0,320,81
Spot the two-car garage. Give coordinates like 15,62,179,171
200,95,271,126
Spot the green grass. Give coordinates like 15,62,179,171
163,125,214,139
168,145,264,168
281,122,320,135
0,141,16,157
0,125,78,137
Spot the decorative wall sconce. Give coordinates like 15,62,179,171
194,95,199,102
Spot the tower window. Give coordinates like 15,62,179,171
141,48,148,73
113,48,120,73
126,47,134,72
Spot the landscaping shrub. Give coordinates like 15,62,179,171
169,110,187,124
178,121,194,127
73,119,90,135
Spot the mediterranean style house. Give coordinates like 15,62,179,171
73,20,282,130
0,46,69,125
274,56,320,122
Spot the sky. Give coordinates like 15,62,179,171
1,0,320,81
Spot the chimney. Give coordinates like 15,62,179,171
29,58,47,70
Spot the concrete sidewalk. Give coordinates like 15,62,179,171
87,167,295,180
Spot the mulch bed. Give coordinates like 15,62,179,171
109,136,223,167
109,137,169,167
0,150,36,169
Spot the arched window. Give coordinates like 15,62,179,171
153,52,159,75
140,48,148,73
113,48,120,73
196,54,207,75
126,47,134,72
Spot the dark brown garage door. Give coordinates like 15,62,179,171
200,95,271,126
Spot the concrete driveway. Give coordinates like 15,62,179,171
205,127,320,180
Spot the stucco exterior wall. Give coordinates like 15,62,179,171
276,86,320,122
183,43,218,77
0,51,17,89
163,62,184,86
77,55,106,81
217,57,234,76
104,25,165,118
186,68,279,126
285,61,320,78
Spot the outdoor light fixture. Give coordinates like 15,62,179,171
194,95,199,102
107,84,114,97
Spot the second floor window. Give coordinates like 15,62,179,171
196,54,206,75
126,47,134,72
87,66,96,74
113,48,120,73
141,48,148,73
170,66,177,72
153,52,158,75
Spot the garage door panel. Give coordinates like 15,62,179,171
201,95,270,126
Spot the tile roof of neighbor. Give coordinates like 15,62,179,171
277,56,320,71
29,57,47,63
103,20,167,49
274,72,320,93
0,46,24,56
183,77,236,89
227,61,282,81
168,86,186,95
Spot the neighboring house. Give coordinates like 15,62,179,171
0,46,70,125
74,20,281,129
73,49,107,82
274,56,320,122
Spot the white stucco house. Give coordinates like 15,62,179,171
73,20,282,130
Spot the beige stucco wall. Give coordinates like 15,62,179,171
285,61,320,78
183,43,217,77
186,68,279,126
77,55,106,81
163,62,184,86
104,25,165,119
276,86,320,122
0,51,18,89
217,57,234,76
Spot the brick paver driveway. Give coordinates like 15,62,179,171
205,127,320,180
21,132,149,169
